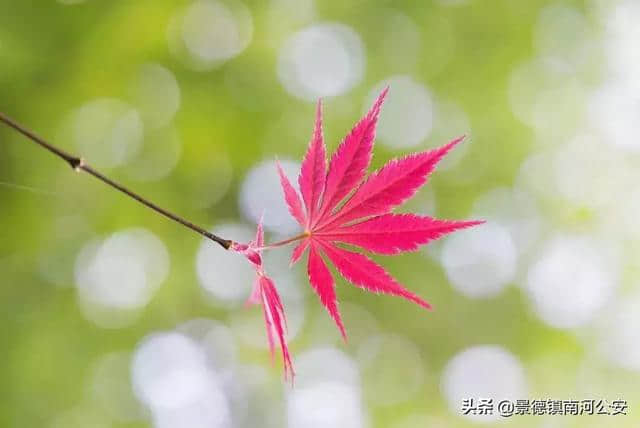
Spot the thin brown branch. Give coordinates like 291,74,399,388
0,111,232,250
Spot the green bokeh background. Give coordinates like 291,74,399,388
1,0,638,427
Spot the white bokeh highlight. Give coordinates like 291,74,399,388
595,293,640,372
294,347,359,390
278,23,364,101
168,0,253,71
551,134,635,210
508,59,585,136
441,345,527,422
534,4,594,71
525,235,618,329
367,76,433,148
239,159,301,234
287,382,364,428
587,1,640,152
287,347,364,428
132,332,231,428
514,150,557,201
426,99,471,170
196,223,255,305
71,98,144,169
177,319,238,371
74,228,169,327
588,82,640,151
601,0,640,91
124,125,182,182
606,185,640,242
441,223,517,298
472,187,542,257
130,63,181,129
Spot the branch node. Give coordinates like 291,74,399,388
69,157,85,172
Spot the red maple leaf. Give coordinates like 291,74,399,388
231,218,294,380
234,88,482,378
276,88,482,340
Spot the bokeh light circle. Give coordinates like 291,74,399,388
168,0,253,71
602,0,640,90
525,235,618,329
589,82,640,151
595,293,640,372
74,228,169,327
441,223,517,298
287,347,363,428
123,125,182,182
508,59,585,136
278,23,364,101
287,382,364,428
441,345,527,422
426,99,471,170
239,159,302,234
472,187,542,256
534,4,594,70
366,76,433,148
70,98,144,170
177,318,238,371
131,332,231,428
196,223,255,305
293,347,359,389
129,63,181,130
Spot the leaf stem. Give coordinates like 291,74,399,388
0,111,232,250
258,233,308,250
